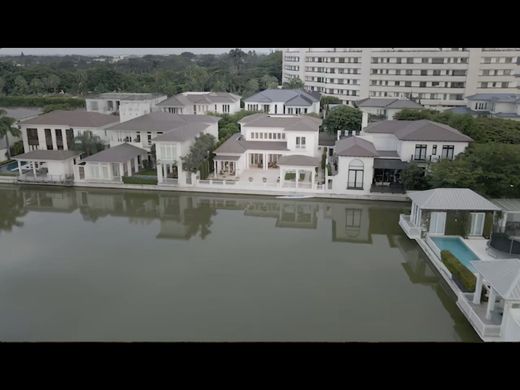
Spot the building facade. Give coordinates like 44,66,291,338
447,93,520,121
156,92,241,115
243,89,320,115
85,93,168,122
282,48,520,109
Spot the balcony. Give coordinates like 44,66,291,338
399,214,422,239
370,183,405,194
457,292,502,339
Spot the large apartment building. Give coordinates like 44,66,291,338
282,48,520,110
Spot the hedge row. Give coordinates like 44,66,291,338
122,176,158,185
0,96,85,108
441,250,476,292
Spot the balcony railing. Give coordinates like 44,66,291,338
17,173,75,185
457,292,502,338
399,214,422,239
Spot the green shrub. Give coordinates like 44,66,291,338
0,96,85,108
441,250,476,292
122,176,157,185
285,172,296,180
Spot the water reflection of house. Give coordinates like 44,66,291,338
21,187,77,213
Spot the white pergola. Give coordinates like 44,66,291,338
278,155,320,189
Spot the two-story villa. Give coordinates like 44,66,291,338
156,92,241,115
355,98,424,128
448,93,520,121
213,114,322,187
243,89,320,115
329,120,473,195
19,110,120,152
85,93,168,122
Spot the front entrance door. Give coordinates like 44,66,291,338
469,212,485,236
429,211,446,234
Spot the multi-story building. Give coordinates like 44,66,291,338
243,89,320,115
85,93,167,122
282,48,520,110
156,92,241,115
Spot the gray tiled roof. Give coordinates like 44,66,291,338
376,150,400,158
466,93,520,103
83,143,147,163
408,188,500,211
244,89,319,105
490,198,520,213
278,155,320,166
238,114,321,132
157,92,240,107
14,150,81,161
152,123,210,142
364,120,473,142
214,133,288,154
356,98,423,109
106,112,218,132
21,110,120,128
0,107,42,120
470,260,520,300
335,136,379,157
86,92,166,101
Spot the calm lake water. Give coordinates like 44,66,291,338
0,185,480,342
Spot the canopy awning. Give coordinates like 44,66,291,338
373,158,408,170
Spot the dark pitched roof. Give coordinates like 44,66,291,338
20,110,120,128
106,112,218,132
152,123,210,142
278,155,320,166
83,143,147,163
243,89,319,105
355,98,423,109
466,93,520,103
238,114,321,132
364,120,473,142
157,92,240,107
14,150,81,161
214,133,288,154
334,137,379,157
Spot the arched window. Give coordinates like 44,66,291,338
348,159,364,190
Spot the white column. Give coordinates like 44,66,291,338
473,273,483,304
486,288,497,320
17,160,22,176
32,161,37,177
157,163,163,183
134,157,139,173
280,169,284,187
263,153,267,171
51,129,57,150
295,169,299,188
311,168,315,189
214,160,217,175
120,163,124,177
127,160,132,176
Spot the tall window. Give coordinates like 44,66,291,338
296,136,306,149
414,144,427,160
432,145,437,155
348,159,364,190
27,128,39,149
45,129,53,150
441,145,454,160
55,129,64,150
66,129,74,150
263,104,269,113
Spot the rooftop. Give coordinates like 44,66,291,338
356,98,423,109
86,92,166,101
83,143,147,163
243,89,319,106
152,123,211,142
466,93,520,104
238,113,321,132
157,92,241,107
214,133,288,154
364,120,473,142
470,259,520,301
278,155,320,166
334,136,379,157
491,199,520,213
20,110,120,128
408,188,501,211
14,149,82,161
106,112,219,132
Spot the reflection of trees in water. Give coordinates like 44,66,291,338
0,187,27,235
183,201,217,239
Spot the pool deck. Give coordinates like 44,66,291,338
461,238,497,262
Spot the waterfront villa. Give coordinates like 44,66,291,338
489,199,520,257
13,149,82,185
327,120,473,195
448,93,520,121
243,89,321,115
355,98,424,128
213,113,321,188
19,110,120,152
74,143,148,184
85,92,168,122
156,92,241,115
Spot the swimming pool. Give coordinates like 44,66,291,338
430,236,479,272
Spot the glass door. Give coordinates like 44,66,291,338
429,212,446,234
469,212,485,236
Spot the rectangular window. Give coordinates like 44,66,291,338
414,144,427,160
263,104,269,113
348,169,364,189
432,145,437,155
441,145,454,160
269,133,272,139
296,136,306,149
260,133,263,139
66,129,74,150
55,129,63,150
45,129,53,150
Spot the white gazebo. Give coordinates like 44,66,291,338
13,150,82,184
278,155,320,189
458,259,520,341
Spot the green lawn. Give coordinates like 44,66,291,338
136,168,157,176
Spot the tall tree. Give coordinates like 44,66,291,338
73,130,104,156
323,105,362,134
13,75,28,95
181,134,216,173
0,110,21,160
282,76,304,89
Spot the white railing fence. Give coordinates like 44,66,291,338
457,293,502,338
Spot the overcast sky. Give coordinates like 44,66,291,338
0,48,277,56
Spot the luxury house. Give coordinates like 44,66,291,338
13,149,82,185
18,110,121,152
328,119,473,195
85,93,168,123
448,93,520,121
355,98,424,128
213,114,321,187
243,89,320,115
156,92,241,115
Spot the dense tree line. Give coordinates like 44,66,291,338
0,50,282,98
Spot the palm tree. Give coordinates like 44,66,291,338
0,109,21,160
73,130,104,156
